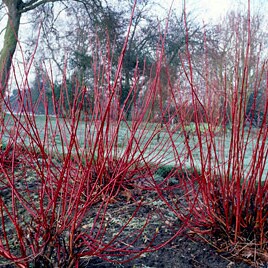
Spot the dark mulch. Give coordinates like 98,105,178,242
0,169,265,268
84,235,253,268
78,191,256,268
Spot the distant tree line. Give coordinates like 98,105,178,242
1,0,267,125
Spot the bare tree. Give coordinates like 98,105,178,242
188,9,268,125
0,0,101,97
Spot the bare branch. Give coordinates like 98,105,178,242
21,0,61,13
21,0,102,14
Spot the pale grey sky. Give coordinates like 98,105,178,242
0,0,267,91
156,0,233,21
158,0,267,24
1,0,266,46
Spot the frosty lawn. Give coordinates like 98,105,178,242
3,113,267,181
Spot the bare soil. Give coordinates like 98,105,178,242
87,235,253,268
0,164,265,268
78,189,256,268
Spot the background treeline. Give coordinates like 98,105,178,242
4,0,267,125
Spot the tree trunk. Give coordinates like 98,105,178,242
0,0,22,94
0,0,22,138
